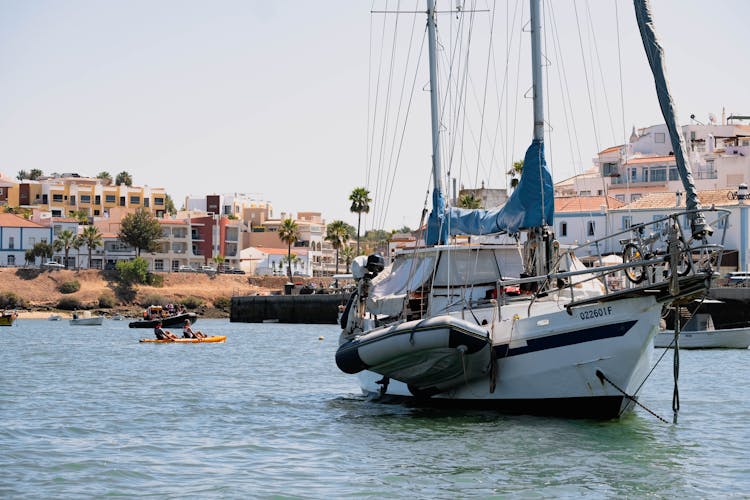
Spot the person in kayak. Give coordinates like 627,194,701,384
154,322,178,340
182,319,206,339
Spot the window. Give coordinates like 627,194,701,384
655,132,666,143
80,195,91,204
144,198,150,207
630,194,642,202
154,197,164,206
580,190,591,196
130,196,140,204
615,194,625,202
650,167,666,182
105,195,116,203
559,222,567,237
587,221,595,237
669,167,679,181
7,255,15,266
52,194,63,202
8,236,14,249
119,197,126,206
154,259,164,271
602,162,620,177
95,195,101,204
93,210,100,216
69,196,76,205
622,216,632,230
0,187,3,195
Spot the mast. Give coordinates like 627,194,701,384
425,0,447,245
530,0,544,143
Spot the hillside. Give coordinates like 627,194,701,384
0,268,297,315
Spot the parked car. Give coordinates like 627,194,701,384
200,265,217,273
178,265,195,272
220,266,246,274
42,261,65,269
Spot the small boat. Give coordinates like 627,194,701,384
139,335,226,344
110,315,125,321
69,311,104,326
336,316,492,395
48,314,62,321
128,305,198,329
656,314,750,349
0,310,18,326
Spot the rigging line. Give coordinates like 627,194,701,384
614,0,633,221
377,12,426,231
378,30,429,232
572,0,602,155
548,1,585,177
377,1,422,231
367,0,390,192
509,0,524,191
439,3,467,188
366,1,375,189
373,0,403,231
542,0,553,185
496,0,521,190
585,0,617,147
471,0,497,191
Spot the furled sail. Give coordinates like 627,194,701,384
634,0,711,238
426,139,554,245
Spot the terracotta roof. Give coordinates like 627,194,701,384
255,247,308,256
0,213,46,228
613,189,736,211
555,196,626,213
624,155,675,165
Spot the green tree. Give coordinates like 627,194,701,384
118,207,162,256
458,193,482,209
165,194,177,216
54,229,77,269
277,218,299,280
24,249,35,266
117,257,149,285
32,241,54,265
80,225,103,269
349,187,371,255
212,254,225,271
28,168,43,180
115,171,133,186
508,160,524,190
340,245,355,273
16,170,28,181
72,209,90,224
97,171,113,185
325,220,349,274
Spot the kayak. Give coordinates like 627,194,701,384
139,335,226,344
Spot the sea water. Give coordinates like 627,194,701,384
1,319,748,497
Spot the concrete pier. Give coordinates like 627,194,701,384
230,293,351,324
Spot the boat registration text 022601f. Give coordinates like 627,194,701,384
579,306,613,321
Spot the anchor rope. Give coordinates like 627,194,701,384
595,369,669,424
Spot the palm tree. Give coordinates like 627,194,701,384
507,160,524,190
277,218,299,279
349,187,371,255
72,235,84,269
80,225,103,269
458,193,482,209
340,245,355,273
16,170,28,181
33,241,54,265
325,220,349,274
212,254,225,271
115,171,133,186
97,171,113,186
24,249,35,267
54,229,77,268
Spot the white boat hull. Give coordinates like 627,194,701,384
353,295,660,418
655,327,750,349
69,317,104,326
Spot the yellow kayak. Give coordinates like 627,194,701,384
139,335,226,344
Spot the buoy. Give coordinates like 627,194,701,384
318,336,324,340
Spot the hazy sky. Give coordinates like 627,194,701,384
1,0,748,231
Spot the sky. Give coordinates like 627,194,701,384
1,0,748,232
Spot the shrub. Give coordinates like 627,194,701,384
117,257,149,285
58,280,81,294
213,296,231,309
147,273,164,287
180,296,204,309
139,294,168,307
98,293,116,308
0,291,28,309
57,297,82,310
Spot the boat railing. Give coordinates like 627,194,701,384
497,208,730,305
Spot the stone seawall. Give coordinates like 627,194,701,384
230,293,352,324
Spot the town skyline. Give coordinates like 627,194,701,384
2,0,748,230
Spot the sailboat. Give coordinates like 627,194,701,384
336,0,727,418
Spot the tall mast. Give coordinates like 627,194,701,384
530,0,544,142
426,0,444,199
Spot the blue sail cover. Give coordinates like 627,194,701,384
426,140,554,245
